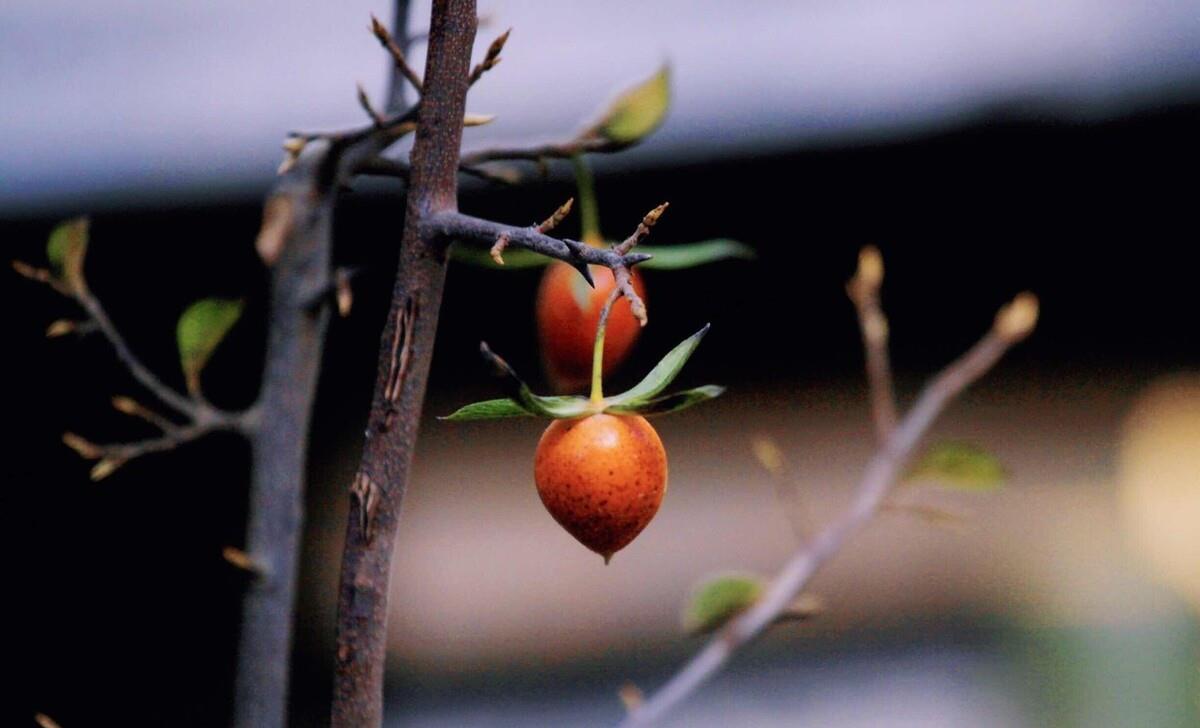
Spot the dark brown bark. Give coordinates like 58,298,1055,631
330,2,478,726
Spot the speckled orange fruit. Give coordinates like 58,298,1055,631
534,413,668,563
536,262,646,392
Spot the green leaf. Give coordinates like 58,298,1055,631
591,65,670,145
177,298,243,393
46,217,89,291
477,343,595,419
608,385,725,416
636,240,755,270
440,398,535,421
681,574,764,635
907,441,1006,491
606,324,710,407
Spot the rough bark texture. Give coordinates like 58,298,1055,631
233,165,335,728
331,2,478,726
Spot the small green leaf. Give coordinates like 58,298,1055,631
46,217,89,291
590,65,670,145
907,441,1006,491
635,240,755,270
177,298,243,394
440,398,535,421
681,574,763,635
608,385,725,416
477,343,595,419
606,324,710,407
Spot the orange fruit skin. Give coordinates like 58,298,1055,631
534,413,668,562
536,262,646,392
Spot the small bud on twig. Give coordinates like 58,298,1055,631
618,682,644,712
751,436,785,476
335,269,355,318
537,198,574,234
370,13,423,92
993,292,1039,342
62,432,102,460
223,546,265,575
489,232,510,265
89,456,125,481
45,319,77,338
256,195,293,267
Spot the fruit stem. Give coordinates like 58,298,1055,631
572,154,603,246
591,287,620,406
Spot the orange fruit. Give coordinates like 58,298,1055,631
533,413,668,562
536,262,646,392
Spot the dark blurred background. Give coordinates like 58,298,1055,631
5,1,1200,726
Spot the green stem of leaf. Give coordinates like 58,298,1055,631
591,287,620,406
572,154,602,245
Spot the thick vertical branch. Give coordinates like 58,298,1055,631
233,168,334,728
331,2,477,726
232,5,413,725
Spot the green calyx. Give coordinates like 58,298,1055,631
441,323,724,421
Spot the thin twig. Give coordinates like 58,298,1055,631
468,28,511,85
847,245,897,441
619,292,1038,727
75,289,198,418
371,13,423,93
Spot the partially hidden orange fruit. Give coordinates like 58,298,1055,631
536,262,646,392
533,413,668,563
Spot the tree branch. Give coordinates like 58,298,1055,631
232,4,415,727
427,209,655,320
331,1,477,726
619,291,1039,727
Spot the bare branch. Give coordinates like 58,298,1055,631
847,245,897,441
371,13,423,93
619,292,1039,727
429,210,653,287
63,412,238,482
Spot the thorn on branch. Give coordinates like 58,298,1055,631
469,28,511,85
370,14,423,93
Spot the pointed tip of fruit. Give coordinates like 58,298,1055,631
603,552,613,565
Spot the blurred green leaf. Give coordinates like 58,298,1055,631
636,240,755,270
682,573,763,635
606,324,710,408
608,385,725,416
177,298,243,393
591,65,670,145
907,440,1006,491
46,217,89,292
